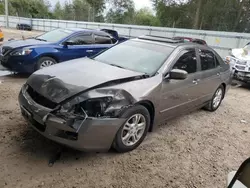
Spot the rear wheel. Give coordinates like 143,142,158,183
112,105,150,153
35,57,57,70
204,85,225,112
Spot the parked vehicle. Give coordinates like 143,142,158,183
16,23,32,31
226,44,250,82
172,36,207,45
0,28,4,42
18,35,231,153
0,28,127,73
227,157,250,188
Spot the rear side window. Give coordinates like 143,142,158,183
94,35,112,44
199,49,217,71
68,34,94,45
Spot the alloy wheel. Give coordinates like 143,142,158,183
213,88,223,109
40,60,55,69
121,114,146,147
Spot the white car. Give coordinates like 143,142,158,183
226,44,250,82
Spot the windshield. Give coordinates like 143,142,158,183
244,45,250,50
36,29,74,42
94,40,174,75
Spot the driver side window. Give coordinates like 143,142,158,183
66,34,94,45
173,49,197,74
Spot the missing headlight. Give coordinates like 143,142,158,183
75,97,113,118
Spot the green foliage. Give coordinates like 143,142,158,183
152,0,250,32
9,0,52,18
2,0,250,32
134,8,160,26
106,0,135,24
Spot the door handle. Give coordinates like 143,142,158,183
86,50,94,53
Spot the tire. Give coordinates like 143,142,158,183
112,105,150,153
204,85,225,112
35,57,57,71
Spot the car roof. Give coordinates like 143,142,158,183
66,28,110,36
135,35,210,50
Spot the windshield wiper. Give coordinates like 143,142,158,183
35,38,47,42
109,64,126,69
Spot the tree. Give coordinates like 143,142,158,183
72,0,90,21
9,0,52,18
106,0,135,24
54,1,63,19
134,8,160,26
86,0,106,21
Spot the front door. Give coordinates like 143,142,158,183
159,48,202,120
58,33,96,62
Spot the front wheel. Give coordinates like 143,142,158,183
35,57,57,71
204,85,225,112
112,105,150,153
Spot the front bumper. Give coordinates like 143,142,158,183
0,54,36,73
18,86,126,152
233,70,250,82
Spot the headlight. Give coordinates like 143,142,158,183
74,97,113,118
10,48,33,56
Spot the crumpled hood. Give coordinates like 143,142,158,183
2,39,48,49
231,48,250,61
27,58,145,104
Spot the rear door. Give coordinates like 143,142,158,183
58,33,95,62
197,48,222,103
159,48,202,120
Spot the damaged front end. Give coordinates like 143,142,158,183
226,48,250,82
19,84,135,151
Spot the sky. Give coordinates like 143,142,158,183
49,0,153,10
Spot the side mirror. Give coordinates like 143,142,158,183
228,157,250,188
168,69,188,80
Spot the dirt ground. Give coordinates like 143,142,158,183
0,29,250,188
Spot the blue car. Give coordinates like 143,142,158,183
0,28,127,73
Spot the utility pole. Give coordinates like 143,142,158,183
5,0,9,28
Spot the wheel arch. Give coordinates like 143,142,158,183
37,53,60,63
136,100,155,132
221,83,226,99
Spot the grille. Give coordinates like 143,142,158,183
235,65,245,70
237,61,247,65
26,85,58,109
1,46,12,56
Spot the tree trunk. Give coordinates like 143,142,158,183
233,0,245,31
193,0,202,29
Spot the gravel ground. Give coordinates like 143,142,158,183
0,29,250,188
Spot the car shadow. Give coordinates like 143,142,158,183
240,83,250,90
19,127,119,166
4,72,31,78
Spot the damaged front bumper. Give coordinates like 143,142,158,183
233,70,250,82
18,86,126,152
